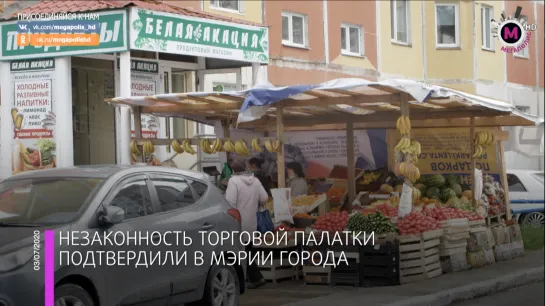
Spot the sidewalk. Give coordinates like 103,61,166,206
240,249,544,306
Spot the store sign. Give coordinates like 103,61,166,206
129,7,269,63
0,10,128,61
387,128,500,183
117,59,159,73
10,59,56,175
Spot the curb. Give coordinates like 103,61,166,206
386,266,545,306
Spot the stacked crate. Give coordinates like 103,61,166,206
439,219,470,272
301,242,331,285
466,220,496,267
256,245,298,283
493,224,524,261
329,243,361,286
360,239,400,287
399,229,443,284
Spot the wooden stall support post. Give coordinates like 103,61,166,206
346,121,356,211
276,103,286,188
222,120,231,162
133,106,144,163
498,127,511,220
400,93,412,187
469,117,476,207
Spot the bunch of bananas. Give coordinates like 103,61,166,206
474,131,495,146
399,161,421,183
472,131,494,158
234,140,251,155
181,140,196,155
223,140,236,153
143,141,155,155
200,138,223,154
130,140,141,156
396,116,411,136
251,138,263,152
264,139,282,153
171,140,184,154
412,187,421,204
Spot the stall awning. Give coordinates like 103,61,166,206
106,78,544,130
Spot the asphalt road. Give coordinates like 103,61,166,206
452,281,544,306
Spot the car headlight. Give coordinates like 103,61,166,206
0,247,33,273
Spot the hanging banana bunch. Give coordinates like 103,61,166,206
473,131,494,158
181,140,196,155
396,115,411,136
264,139,282,153
251,138,263,152
171,140,184,154
223,140,236,153
130,140,141,163
200,138,213,154
211,138,223,153
399,161,421,183
234,140,251,156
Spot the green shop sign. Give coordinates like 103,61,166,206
129,7,269,63
0,10,128,61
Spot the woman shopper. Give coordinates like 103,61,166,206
286,162,308,197
225,159,268,289
247,157,272,196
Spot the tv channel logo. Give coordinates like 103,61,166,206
491,6,537,53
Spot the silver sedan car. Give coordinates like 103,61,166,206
0,165,246,306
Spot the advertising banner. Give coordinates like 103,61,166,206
387,127,500,183
10,58,56,174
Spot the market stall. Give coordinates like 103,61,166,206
106,78,543,286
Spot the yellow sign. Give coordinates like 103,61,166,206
387,127,500,184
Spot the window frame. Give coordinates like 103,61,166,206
209,0,242,14
103,174,157,222
341,23,364,57
514,15,530,59
481,5,494,51
281,11,308,48
435,2,460,49
148,173,203,214
390,0,411,45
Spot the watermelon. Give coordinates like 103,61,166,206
446,174,461,185
446,196,461,208
450,183,462,196
415,183,427,195
426,187,441,199
427,174,446,188
440,188,457,203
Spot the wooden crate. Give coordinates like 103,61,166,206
439,246,466,256
469,219,486,228
303,266,331,285
486,213,506,228
398,229,443,284
258,258,296,283
440,252,468,273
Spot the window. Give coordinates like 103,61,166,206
516,105,530,114
189,180,208,198
282,12,308,47
390,0,410,44
507,174,527,192
152,177,196,212
110,180,153,220
210,0,240,12
481,5,494,50
515,15,530,58
341,24,364,56
435,3,459,47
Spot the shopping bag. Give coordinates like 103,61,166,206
256,206,274,233
271,188,294,224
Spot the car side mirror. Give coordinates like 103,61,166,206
99,206,124,226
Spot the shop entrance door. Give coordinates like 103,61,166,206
72,58,116,166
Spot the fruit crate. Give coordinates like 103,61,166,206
330,255,361,287
360,241,400,287
486,213,506,228
398,229,443,284
258,258,297,283
303,266,331,285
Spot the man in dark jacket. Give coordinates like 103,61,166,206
247,157,271,196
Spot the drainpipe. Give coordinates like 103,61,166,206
323,0,329,64
421,1,427,81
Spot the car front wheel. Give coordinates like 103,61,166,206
522,212,545,227
202,265,240,306
55,284,94,306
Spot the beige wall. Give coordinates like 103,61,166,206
425,0,474,80
379,0,425,79
202,0,262,24
476,1,505,82
506,0,537,87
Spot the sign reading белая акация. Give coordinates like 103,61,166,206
0,10,128,61
129,8,269,64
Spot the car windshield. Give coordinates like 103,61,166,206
0,177,104,225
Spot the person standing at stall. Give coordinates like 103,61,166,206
286,162,308,197
225,159,268,289
247,157,271,196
